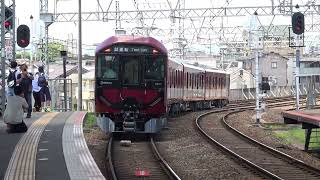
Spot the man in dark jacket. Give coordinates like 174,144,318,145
16,64,33,118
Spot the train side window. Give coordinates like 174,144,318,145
192,74,194,89
169,70,171,88
181,71,184,88
201,75,204,89
186,72,189,89
179,70,182,88
196,74,199,89
215,77,217,88
212,77,214,88
170,70,173,88
206,76,208,88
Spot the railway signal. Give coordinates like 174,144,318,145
17,25,30,48
292,12,304,35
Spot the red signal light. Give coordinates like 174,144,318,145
4,21,11,28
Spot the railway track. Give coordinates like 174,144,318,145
227,96,308,108
196,102,320,179
107,136,181,180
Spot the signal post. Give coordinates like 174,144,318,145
291,9,305,110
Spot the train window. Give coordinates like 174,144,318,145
122,57,140,85
186,72,189,88
180,71,182,87
173,70,178,88
206,77,208,88
97,55,119,79
196,74,199,89
215,77,217,88
212,77,214,88
170,70,173,88
191,74,193,89
201,75,204,88
145,56,165,80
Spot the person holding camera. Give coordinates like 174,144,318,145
4,86,29,133
16,64,33,118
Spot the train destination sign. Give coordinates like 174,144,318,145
110,45,153,53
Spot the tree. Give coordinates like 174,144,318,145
48,42,65,62
16,51,30,60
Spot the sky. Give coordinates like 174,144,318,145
14,0,317,55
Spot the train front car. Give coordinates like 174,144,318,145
95,36,167,134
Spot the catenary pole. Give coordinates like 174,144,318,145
1,0,5,116
77,0,82,111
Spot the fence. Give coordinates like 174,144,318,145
48,78,73,112
230,85,320,101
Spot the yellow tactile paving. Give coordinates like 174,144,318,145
4,113,58,180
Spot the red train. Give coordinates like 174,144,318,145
95,35,230,133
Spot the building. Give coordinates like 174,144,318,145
228,68,255,89
299,56,320,88
69,70,95,111
240,52,289,87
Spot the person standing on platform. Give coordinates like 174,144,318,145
6,60,20,96
38,66,51,112
32,72,42,112
16,64,33,118
4,86,29,133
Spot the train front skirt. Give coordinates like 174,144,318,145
96,114,167,134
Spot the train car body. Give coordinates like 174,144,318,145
95,35,230,134
95,36,167,133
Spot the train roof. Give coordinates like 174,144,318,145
169,58,228,74
95,35,168,54
170,58,204,71
203,67,229,74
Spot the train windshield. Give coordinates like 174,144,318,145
144,56,165,80
122,56,140,85
97,55,119,79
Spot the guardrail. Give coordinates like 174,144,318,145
48,78,73,112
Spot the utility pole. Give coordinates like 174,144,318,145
1,0,5,116
77,0,82,111
295,42,300,110
291,8,304,110
255,49,261,123
251,11,263,124
61,51,67,112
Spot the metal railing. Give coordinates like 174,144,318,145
48,78,73,112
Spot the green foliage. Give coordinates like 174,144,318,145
48,42,65,62
84,113,96,129
16,51,30,59
275,127,305,144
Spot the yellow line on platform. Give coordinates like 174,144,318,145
4,113,58,180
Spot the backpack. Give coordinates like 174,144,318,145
38,74,47,87
7,70,17,88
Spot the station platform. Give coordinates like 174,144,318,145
282,109,320,151
0,112,105,180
